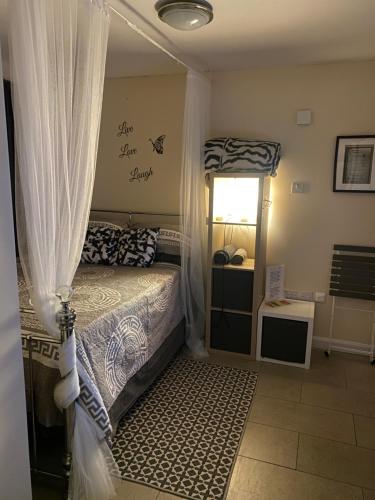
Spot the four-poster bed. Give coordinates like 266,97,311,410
20,211,186,485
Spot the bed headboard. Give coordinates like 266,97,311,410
90,209,181,229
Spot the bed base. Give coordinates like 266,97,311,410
110,319,185,428
22,310,186,499
21,294,76,499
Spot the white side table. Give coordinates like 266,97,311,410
256,299,315,369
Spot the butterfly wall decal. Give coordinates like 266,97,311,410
149,134,166,155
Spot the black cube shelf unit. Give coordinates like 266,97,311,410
205,173,270,359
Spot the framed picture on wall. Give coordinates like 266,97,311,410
333,135,375,192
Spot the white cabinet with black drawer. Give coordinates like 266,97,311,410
256,299,315,369
205,173,270,359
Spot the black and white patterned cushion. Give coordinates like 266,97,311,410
81,225,120,265
117,228,159,267
88,220,124,231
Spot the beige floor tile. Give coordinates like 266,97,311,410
229,456,362,500
304,350,348,387
239,421,298,468
157,493,183,499
226,488,252,500
364,489,375,500
354,415,375,449
346,362,375,394
310,349,366,368
256,372,302,402
259,361,305,381
302,382,375,417
114,480,159,500
303,369,347,388
249,394,355,444
298,433,375,490
260,354,347,388
304,365,347,388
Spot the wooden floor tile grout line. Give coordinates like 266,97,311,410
236,453,296,471
251,391,375,420
248,415,357,446
353,413,358,447
344,365,349,390
296,430,375,454
296,432,300,470
254,392,302,404
302,374,375,393
295,433,375,490
298,399,375,419
236,454,366,493
242,419,299,433
294,455,371,491
250,391,309,405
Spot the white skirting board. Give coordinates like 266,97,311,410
313,336,371,356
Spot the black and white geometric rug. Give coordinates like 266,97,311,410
112,357,258,500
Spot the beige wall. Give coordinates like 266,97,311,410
92,73,186,214
211,61,375,344
94,61,375,344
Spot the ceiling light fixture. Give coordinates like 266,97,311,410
155,0,213,31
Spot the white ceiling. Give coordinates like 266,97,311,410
105,8,183,77
1,0,375,78
0,0,183,78
109,0,375,73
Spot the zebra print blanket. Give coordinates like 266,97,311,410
204,137,281,176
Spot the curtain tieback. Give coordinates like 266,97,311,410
54,331,80,410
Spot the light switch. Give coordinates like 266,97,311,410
297,110,312,125
291,182,308,193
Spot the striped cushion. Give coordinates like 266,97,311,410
155,228,183,266
204,137,281,177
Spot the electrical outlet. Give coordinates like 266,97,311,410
285,290,326,303
285,290,314,301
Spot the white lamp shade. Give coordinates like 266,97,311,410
156,2,213,31
161,8,209,29
213,177,259,225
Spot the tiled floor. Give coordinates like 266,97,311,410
33,349,375,500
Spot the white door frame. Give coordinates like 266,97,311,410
0,43,32,499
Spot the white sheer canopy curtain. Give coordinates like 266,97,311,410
180,70,211,356
10,1,117,499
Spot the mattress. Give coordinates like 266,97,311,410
19,263,183,438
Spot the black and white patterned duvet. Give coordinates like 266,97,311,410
19,263,183,439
